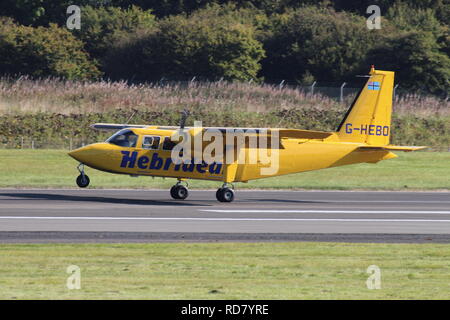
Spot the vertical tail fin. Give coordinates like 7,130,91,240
337,66,394,146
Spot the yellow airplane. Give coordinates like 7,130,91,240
68,67,426,202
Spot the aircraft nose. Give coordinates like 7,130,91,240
68,145,95,164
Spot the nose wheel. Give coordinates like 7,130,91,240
216,184,235,202
76,163,90,188
170,181,189,200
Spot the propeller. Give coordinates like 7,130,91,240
179,109,190,129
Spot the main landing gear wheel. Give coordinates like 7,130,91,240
76,163,90,188
170,183,189,200
216,186,235,203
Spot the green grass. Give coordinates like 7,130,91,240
0,149,449,190
0,242,448,299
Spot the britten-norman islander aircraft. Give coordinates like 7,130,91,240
68,67,426,202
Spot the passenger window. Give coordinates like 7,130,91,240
142,136,160,150
107,130,138,148
162,136,178,151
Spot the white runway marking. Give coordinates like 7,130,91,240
201,210,450,214
308,200,450,204
0,216,449,223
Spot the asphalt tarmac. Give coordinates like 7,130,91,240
0,189,449,243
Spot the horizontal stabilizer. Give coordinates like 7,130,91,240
358,145,427,152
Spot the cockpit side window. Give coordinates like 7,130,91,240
162,136,178,151
142,136,161,150
107,130,138,148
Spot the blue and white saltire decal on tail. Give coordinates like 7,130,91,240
367,81,380,90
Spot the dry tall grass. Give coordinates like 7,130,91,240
0,77,448,116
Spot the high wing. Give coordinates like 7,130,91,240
90,123,149,131
90,123,333,140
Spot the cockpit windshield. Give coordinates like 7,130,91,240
106,129,138,148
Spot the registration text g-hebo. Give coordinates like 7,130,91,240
345,123,389,136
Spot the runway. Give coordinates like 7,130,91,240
0,189,449,243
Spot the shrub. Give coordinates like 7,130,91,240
105,4,265,81
72,5,156,65
260,6,386,83
367,31,450,96
0,20,101,80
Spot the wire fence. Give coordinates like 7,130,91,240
266,80,412,101
156,78,410,102
1,137,96,150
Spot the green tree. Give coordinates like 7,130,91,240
386,2,447,39
367,31,450,96
386,1,449,61
333,0,449,17
72,5,156,65
261,6,385,83
105,4,265,81
0,0,95,26
0,20,101,80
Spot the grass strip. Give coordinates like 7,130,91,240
0,150,448,190
0,242,448,299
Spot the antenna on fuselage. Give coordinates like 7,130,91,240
179,109,190,129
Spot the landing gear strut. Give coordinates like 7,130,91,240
76,163,90,188
216,183,235,202
170,180,189,200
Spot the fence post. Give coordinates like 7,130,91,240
394,83,399,98
340,82,347,103
21,137,24,149
310,81,317,95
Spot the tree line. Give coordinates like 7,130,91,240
0,0,448,95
